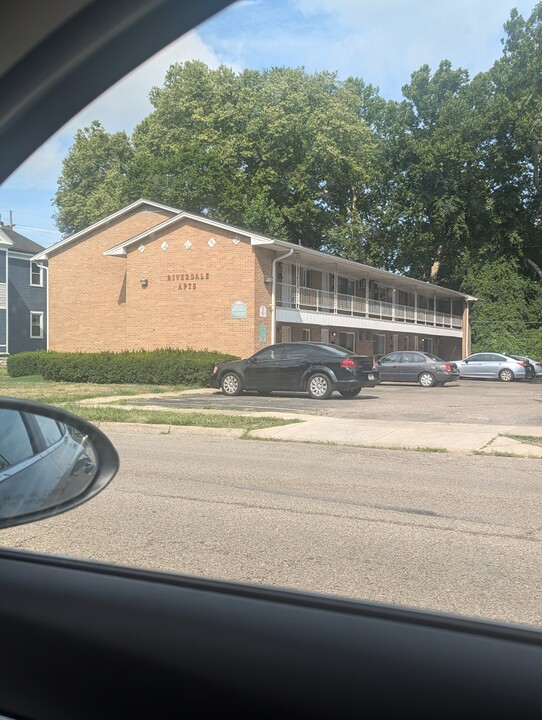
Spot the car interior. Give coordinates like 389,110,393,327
0,1,541,718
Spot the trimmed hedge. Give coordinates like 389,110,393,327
6,349,239,386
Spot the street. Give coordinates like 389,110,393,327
1,430,541,629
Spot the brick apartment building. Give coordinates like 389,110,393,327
32,199,474,360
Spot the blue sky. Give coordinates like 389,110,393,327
0,0,537,248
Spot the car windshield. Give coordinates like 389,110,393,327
1,0,541,636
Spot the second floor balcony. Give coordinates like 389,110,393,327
276,282,463,330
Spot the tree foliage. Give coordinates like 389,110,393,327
53,5,542,355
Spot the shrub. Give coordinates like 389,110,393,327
6,348,239,385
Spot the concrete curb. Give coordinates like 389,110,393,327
77,390,542,457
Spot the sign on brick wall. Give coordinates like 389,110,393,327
231,301,247,319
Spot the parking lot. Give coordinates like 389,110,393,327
139,378,542,427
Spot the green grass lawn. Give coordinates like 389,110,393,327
0,368,298,432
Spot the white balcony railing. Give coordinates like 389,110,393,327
277,283,463,329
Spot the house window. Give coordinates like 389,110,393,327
339,332,354,351
30,262,44,287
301,269,312,288
30,311,43,338
302,329,310,341
374,334,386,355
338,276,355,296
421,338,433,354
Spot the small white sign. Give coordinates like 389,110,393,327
259,305,267,318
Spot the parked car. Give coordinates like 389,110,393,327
211,342,379,399
508,355,542,379
375,351,460,387
455,353,527,381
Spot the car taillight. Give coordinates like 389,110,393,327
516,361,526,367
340,358,357,368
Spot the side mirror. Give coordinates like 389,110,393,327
0,397,119,529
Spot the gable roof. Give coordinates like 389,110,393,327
31,198,180,260
0,225,45,254
103,209,278,256
102,207,474,300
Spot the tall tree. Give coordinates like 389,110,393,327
54,121,133,235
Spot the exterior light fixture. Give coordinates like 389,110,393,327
140,279,148,288
264,276,273,283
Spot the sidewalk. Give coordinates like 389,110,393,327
88,389,542,458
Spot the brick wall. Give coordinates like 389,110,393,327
48,208,173,351
123,219,273,357
48,208,274,358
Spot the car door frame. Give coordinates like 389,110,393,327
242,345,283,390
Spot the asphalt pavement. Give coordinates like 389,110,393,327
84,386,542,458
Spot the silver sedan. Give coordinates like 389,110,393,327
455,353,527,381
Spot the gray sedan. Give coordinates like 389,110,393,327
375,351,460,387
455,353,527,381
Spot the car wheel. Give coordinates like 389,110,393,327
525,365,535,380
418,371,436,387
307,373,333,399
339,388,362,398
498,368,514,382
220,372,243,396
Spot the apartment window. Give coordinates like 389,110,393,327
421,338,433,354
302,329,310,341
338,276,355,296
301,269,312,288
30,311,43,339
339,332,354,351
374,334,386,355
30,262,44,287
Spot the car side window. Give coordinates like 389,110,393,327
283,345,314,360
381,353,401,363
33,416,64,447
0,409,36,470
486,354,504,361
252,347,280,361
403,353,423,363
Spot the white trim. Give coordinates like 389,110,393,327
31,199,180,260
0,229,14,246
30,260,44,287
30,310,44,339
8,250,38,260
103,210,276,256
36,264,49,349
276,307,463,337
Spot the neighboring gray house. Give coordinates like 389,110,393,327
0,222,47,355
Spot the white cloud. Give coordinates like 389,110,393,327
292,0,536,94
64,29,225,136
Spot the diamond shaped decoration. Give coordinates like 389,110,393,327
208,238,216,248
138,245,145,253
161,241,169,251
184,240,192,250
232,236,241,245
